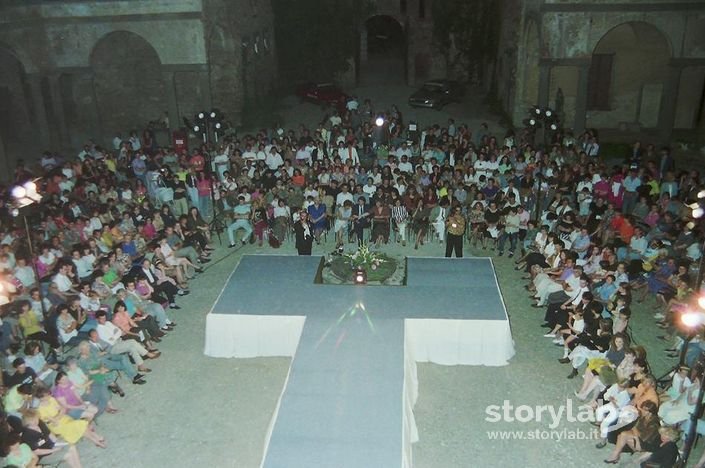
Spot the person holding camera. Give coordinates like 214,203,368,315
445,205,466,258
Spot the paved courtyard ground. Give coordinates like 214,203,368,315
62,84,697,467
75,233,682,468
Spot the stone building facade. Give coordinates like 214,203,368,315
496,0,705,141
0,0,277,158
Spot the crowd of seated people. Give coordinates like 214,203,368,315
1,92,704,466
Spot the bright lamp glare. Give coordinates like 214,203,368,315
210,111,216,119
0,283,4,293
699,296,705,310
193,125,200,132
550,123,558,131
197,112,205,120
693,207,704,219
528,119,537,126
215,122,222,130
698,190,705,199
10,208,19,218
682,310,705,328
535,108,542,115
545,109,553,117
375,117,384,127
11,186,26,200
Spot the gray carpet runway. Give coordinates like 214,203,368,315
210,255,508,467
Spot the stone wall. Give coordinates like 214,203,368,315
0,0,277,158
502,0,705,138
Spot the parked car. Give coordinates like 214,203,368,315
296,82,349,109
408,79,464,109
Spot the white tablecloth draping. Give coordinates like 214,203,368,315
203,314,305,358
204,315,515,468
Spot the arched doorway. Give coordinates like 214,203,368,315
359,15,406,85
586,22,670,129
0,46,32,156
90,31,167,138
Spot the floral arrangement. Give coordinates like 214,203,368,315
344,243,386,271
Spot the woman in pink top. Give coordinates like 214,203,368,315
52,372,98,421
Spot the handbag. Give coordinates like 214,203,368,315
268,230,281,248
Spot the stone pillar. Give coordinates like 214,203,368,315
573,62,591,135
360,28,368,63
537,63,551,109
47,73,70,148
0,133,9,183
200,70,212,110
86,71,104,145
26,74,50,149
162,70,179,133
657,65,684,143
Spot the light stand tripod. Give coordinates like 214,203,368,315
203,151,225,245
192,109,226,245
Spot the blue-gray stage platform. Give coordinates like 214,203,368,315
204,255,514,468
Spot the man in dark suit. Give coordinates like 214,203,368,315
658,147,675,180
351,196,370,246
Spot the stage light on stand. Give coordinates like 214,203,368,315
210,111,217,119
698,190,705,199
544,109,553,118
375,116,385,127
694,207,704,219
528,118,537,127
549,123,559,131
10,181,47,317
698,296,705,310
193,125,200,133
197,112,205,120
682,310,705,328
353,268,367,285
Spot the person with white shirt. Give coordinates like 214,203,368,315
71,249,94,282
13,258,37,290
52,263,78,299
212,151,230,181
265,148,284,171
362,179,377,198
241,144,257,161
341,142,359,165
336,184,354,207
255,143,267,162
398,155,413,174
295,145,312,165
94,312,157,372
112,133,123,151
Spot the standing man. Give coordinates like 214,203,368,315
294,210,314,255
445,206,466,258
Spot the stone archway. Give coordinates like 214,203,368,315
90,31,167,138
359,15,406,85
586,21,671,129
0,46,32,156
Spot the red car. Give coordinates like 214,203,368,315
296,82,349,110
